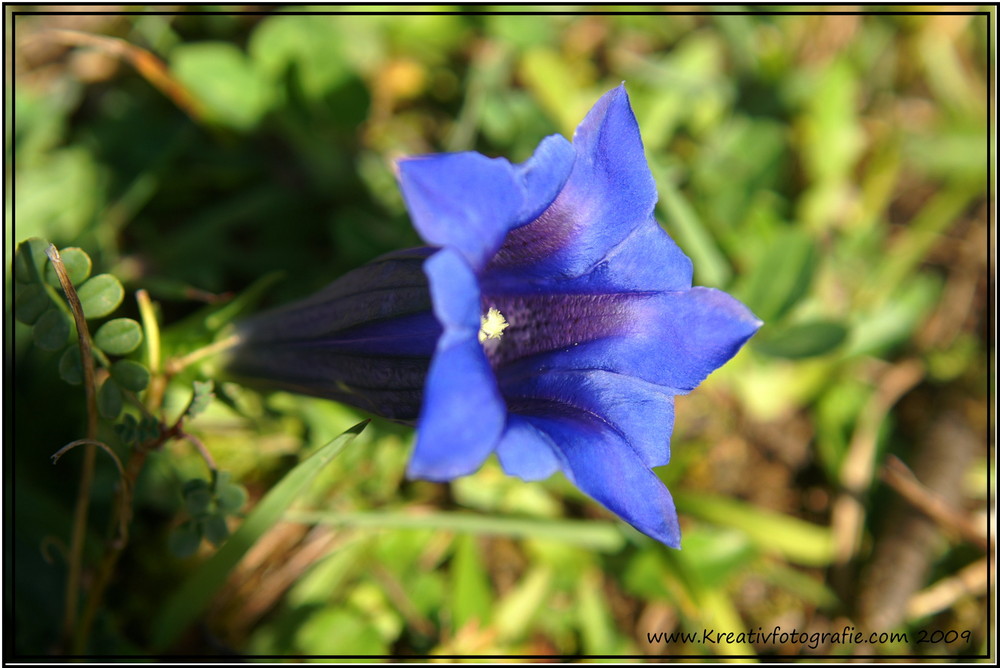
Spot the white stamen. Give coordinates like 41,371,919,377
478,307,509,343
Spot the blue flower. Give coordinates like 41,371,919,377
229,85,761,547
396,85,761,546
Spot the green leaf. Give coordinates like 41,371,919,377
201,513,230,546
753,320,849,359
187,380,214,418
33,308,71,351
450,534,493,630
183,479,213,516
168,521,202,558
216,482,248,514
152,420,368,650
285,511,627,552
295,608,387,655
139,416,162,442
77,274,125,320
183,478,210,496
93,318,144,355
110,359,151,393
675,492,835,566
741,229,817,323
171,42,271,131
577,569,618,654
249,15,350,101
15,283,52,325
44,247,92,287
58,346,83,385
656,174,732,288
14,237,50,284
674,526,756,590
114,414,139,444
97,379,123,420
494,566,552,643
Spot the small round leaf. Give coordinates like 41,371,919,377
59,346,84,385
14,238,49,284
94,318,144,355
34,309,71,351
114,414,139,444
97,378,124,420
182,478,210,496
216,483,248,514
15,283,52,325
45,247,92,288
77,274,125,320
168,521,202,558
201,513,230,546
110,359,150,392
139,416,162,442
185,487,213,516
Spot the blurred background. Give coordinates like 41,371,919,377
9,7,992,657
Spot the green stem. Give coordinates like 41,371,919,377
164,334,241,376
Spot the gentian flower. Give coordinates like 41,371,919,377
228,85,761,547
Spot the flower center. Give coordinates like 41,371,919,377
478,307,509,343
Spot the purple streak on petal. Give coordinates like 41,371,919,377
522,412,682,547
494,416,562,481
481,291,637,368
500,369,675,468
409,249,506,480
495,287,762,393
397,153,524,270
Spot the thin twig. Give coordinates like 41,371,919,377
180,430,217,473
907,557,990,621
880,454,989,552
52,439,125,479
46,245,99,649
74,446,151,653
52,439,131,543
32,29,207,122
831,359,925,564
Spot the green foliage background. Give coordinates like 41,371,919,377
9,7,992,657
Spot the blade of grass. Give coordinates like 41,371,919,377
285,510,626,553
653,166,733,288
151,420,369,651
675,491,835,567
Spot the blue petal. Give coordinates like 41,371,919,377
495,287,762,393
409,249,506,480
500,370,675,468
561,216,693,293
494,416,562,481
513,134,576,223
397,153,524,270
486,85,664,284
522,412,682,547
397,138,575,272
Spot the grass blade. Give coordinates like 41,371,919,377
284,510,627,553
